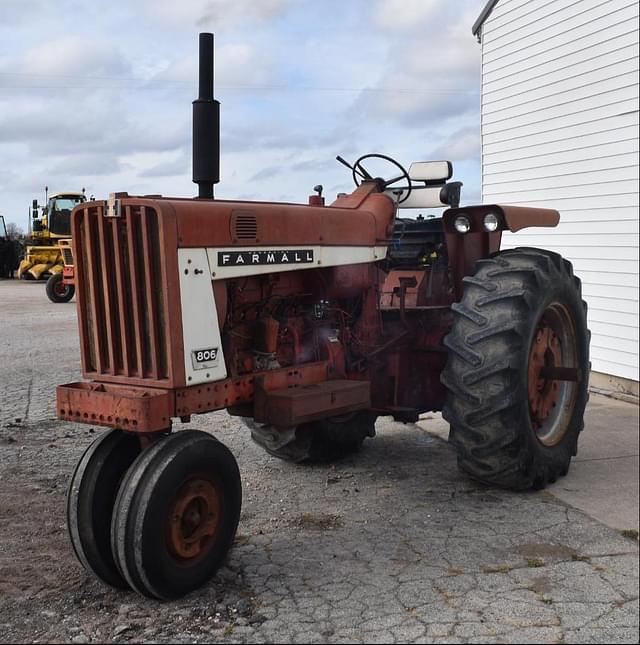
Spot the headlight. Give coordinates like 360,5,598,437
483,213,499,232
454,215,471,234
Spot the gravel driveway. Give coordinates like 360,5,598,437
1,279,638,644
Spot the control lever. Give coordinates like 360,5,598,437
336,155,370,180
335,155,353,170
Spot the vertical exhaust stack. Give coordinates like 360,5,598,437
192,32,220,199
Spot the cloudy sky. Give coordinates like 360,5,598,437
0,0,485,231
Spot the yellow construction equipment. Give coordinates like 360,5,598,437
18,188,86,280
46,237,75,303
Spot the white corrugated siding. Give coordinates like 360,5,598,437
480,0,639,382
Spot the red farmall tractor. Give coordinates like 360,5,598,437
59,34,590,599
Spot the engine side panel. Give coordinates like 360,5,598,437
178,248,227,385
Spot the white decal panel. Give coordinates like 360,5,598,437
177,248,227,385
208,245,387,280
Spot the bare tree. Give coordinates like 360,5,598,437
6,222,24,240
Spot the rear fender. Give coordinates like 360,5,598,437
442,204,560,299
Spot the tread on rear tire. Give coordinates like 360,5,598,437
441,247,590,490
248,411,377,463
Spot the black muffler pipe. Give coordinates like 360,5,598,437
193,32,220,199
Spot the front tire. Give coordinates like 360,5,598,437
441,248,590,490
111,431,242,600
46,272,75,303
67,429,142,588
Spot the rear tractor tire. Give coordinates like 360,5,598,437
46,272,75,303
249,410,377,463
441,248,590,490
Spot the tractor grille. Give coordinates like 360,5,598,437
73,203,170,382
61,246,74,266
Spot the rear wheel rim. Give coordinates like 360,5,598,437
527,303,578,447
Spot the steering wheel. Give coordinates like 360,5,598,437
343,153,413,204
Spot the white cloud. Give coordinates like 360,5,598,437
0,92,188,156
371,0,440,32
351,0,481,126
21,37,131,77
153,42,273,86
49,153,127,177
0,0,48,26
0,0,485,223
144,0,292,28
139,150,190,178
429,126,480,163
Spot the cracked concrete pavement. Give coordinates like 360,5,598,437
0,279,638,644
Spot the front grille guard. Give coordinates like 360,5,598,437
71,201,183,388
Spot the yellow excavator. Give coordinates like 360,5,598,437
19,188,86,301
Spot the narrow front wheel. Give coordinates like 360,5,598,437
67,429,141,588
111,430,242,599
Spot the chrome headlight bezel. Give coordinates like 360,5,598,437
454,215,471,234
483,213,500,232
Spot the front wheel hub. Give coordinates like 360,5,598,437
166,478,221,560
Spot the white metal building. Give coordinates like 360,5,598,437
473,0,639,394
